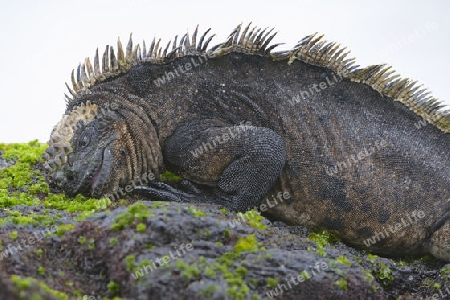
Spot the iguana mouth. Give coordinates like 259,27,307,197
64,144,113,197
90,146,113,197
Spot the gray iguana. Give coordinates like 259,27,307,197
43,24,450,261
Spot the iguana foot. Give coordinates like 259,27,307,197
132,180,216,204
132,180,250,211
160,124,287,212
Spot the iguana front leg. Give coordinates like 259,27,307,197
134,122,286,212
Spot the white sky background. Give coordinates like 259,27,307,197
0,0,448,143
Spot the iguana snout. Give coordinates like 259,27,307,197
43,97,163,199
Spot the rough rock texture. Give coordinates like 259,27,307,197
1,152,450,299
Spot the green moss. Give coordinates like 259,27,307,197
109,238,118,246
9,230,18,240
309,229,340,245
87,238,95,250
0,140,46,163
336,255,352,267
150,201,170,209
237,210,267,230
198,285,218,297
35,249,43,257
0,142,52,213
159,170,183,181
219,208,229,214
175,259,201,279
43,193,110,213
136,259,152,272
265,277,278,288
362,269,375,284
9,212,40,226
110,201,154,231
108,280,121,295
176,233,266,299
125,255,136,272
375,263,394,283
226,282,250,299
308,230,338,257
187,205,206,217
249,278,258,286
198,229,211,237
205,266,217,277
136,223,146,232
334,278,348,290
440,265,450,277
11,274,68,299
38,266,46,276
236,266,248,277
234,234,261,254
74,210,96,221
223,228,231,239
366,254,379,264
77,236,86,245
394,260,408,267
315,247,326,257
56,224,75,237
300,270,312,280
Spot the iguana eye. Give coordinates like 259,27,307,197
78,132,91,149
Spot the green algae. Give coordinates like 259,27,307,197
187,205,206,217
336,255,352,267
265,277,278,288
125,254,136,272
0,141,49,209
176,259,201,279
56,224,75,237
308,230,340,257
184,234,264,300
234,234,261,254
219,208,229,214
300,270,312,280
149,201,170,209
37,266,46,276
11,275,68,300
87,238,95,250
198,285,219,297
375,263,394,283
0,140,47,163
9,230,18,240
78,236,86,245
334,277,348,290
110,201,155,231
159,170,183,182
108,280,121,295
236,210,267,230
136,223,146,232
0,141,112,230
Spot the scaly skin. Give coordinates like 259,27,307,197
44,24,450,261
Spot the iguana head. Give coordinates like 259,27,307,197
43,93,163,198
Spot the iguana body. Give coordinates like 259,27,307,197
44,24,450,261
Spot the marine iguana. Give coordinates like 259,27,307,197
43,24,450,261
